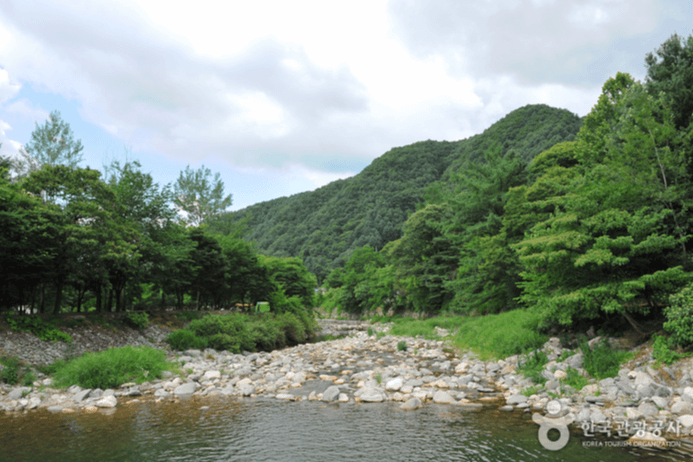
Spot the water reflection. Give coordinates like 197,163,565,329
1,398,691,462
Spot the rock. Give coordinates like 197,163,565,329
400,397,422,410
237,383,256,396
154,389,170,398
566,354,583,369
322,386,340,402
576,408,591,422
73,389,92,403
626,408,644,420
506,394,528,405
671,401,692,414
202,371,221,381
553,370,567,380
634,371,653,386
585,396,604,404
432,390,455,404
47,406,64,413
338,393,349,403
26,397,41,410
184,349,201,357
651,396,669,409
173,382,197,396
360,389,386,403
96,396,117,408
276,393,293,400
638,402,659,418
385,377,403,391
590,409,607,424
499,405,514,411
7,387,29,401
628,431,667,447
677,415,693,428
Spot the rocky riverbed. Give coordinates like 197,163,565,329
2,319,693,448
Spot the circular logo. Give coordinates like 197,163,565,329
537,420,571,451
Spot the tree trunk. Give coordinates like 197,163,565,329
53,279,64,315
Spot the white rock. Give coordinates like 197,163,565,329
385,377,403,391
203,371,221,381
96,396,117,408
433,390,455,404
677,415,693,428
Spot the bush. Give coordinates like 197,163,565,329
0,357,21,384
397,340,408,351
52,346,170,389
123,312,149,329
579,337,631,380
652,334,681,366
4,314,72,343
665,283,693,347
519,350,549,385
166,329,208,351
561,367,588,391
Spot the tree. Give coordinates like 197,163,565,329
15,111,84,177
173,165,232,226
645,33,693,130
515,76,693,328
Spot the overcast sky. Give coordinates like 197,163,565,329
0,0,691,210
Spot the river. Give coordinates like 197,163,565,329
2,396,691,462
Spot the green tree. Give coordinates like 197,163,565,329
516,75,693,328
645,33,693,130
15,111,84,177
173,165,232,226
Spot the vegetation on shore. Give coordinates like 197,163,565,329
320,33,693,354
166,311,318,353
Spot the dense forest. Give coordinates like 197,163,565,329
2,33,693,348
0,123,316,315
320,33,693,344
212,104,583,282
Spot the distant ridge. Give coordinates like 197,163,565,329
210,104,582,280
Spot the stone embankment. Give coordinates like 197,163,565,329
2,319,693,447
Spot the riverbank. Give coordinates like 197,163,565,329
2,318,693,448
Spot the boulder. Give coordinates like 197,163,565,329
360,389,386,402
73,389,92,403
432,390,455,404
506,394,528,405
96,396,117,408
385,377,403,392
173,382,197,396
322,386,340,402
400,397,422,410
202,371,221,381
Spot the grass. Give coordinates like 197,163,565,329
522,385,543,397
52,346,173,389
397,340,408,352
579,337,634,380
373,309,547,360
4,313,72,343
561,367,589,391
519,350,549,385
652,333,683,366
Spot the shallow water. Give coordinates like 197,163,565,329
2,397,692,462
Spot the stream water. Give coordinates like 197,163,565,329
2,396,692,462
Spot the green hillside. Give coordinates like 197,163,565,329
210,104,582,281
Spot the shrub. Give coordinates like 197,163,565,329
0,357,21,384
52,346,170,389
519,350,549,385
21,370,37,387
123,312,149,329
561,367,588,391
652,334,681,366
367,327,374,336
397,340,408,351
579,337,631,380
166,329,208,351
665,283,693,347
175,312,204,322
4,314,72,343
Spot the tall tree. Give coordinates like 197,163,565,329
173,165,232,226
15,111,84,178
645,33,693,130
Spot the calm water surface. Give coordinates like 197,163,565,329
1,397,692,462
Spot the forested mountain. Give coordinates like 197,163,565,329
211,104,583,281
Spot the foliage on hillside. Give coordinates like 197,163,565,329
323,34,693,341
211,104,582,281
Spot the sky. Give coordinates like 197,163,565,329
0,0,691,210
